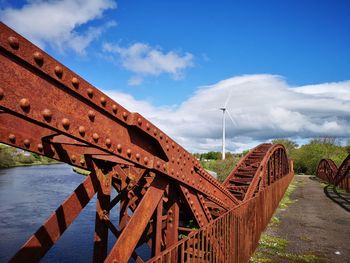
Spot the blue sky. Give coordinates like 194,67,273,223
1,0,350,152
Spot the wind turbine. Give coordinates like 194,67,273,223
220,88,237,160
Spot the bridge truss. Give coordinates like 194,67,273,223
0,23,293,263
316,155,350,192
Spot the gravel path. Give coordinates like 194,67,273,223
271,175,350,263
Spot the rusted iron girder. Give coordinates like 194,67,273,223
0,22,292,262
316,159,338,184
317,155,350,193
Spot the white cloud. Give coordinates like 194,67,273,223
1,0,116,54
103,42,193,85
105,75,350,152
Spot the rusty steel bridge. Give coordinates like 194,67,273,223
0,22,294,263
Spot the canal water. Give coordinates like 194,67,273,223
0,164,149,262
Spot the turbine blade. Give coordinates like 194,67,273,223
226,110,237,126
224,87,234,108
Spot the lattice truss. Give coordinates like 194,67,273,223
0,23,291,262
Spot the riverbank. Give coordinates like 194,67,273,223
0,160,61,170
251,175,350,263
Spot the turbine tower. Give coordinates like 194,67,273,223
220,107,226,160
219,88,237,160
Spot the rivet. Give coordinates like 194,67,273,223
177,159,180,164
8,36,19,49
193,208,196,212
80,159,85,165
71,155,76,162
112,104,118,113
171,157,175,163
122,112,128,119
54,66,63,78
144,157,148,164
156,161,161,168
23,139,30,148
37,144,43,152
166,138,169,143
146,123,150,130
171,169,174,174
172,142,175,148
87,88,93,98
117,144,122,151
166,145,169,151
61,118,70,129
177,147,180,152
182,175,185,179
190,201,194,205
153,129,157,136
136,153,140,160
169,218,173,223
159,133,163,139
0,88,3,100
8,134,16,143
42,109,52,122
105,138,111,147
88,110,95,121
100,96,106,106
137,118,142,125
92,133,99,142
184,189,189,194
71,77,79,88
19,98,30,112
126,149,131,156
33,51,43,66
78,126,86,136
163,164,166,170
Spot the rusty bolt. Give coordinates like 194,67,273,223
137,117,142,125
19,98,30,112
78,126,86,136
144,157,148,164
88,110,95,121
117,144,122,151
33,51,44,66
23,139,30,148
135,153,140,160
8,36,19,49
100,96,106,106
122,111,128,119
42,109,52,122
112,104,118,113
126,149,131,156
87,88,93,97
54,66,63,78
71,77,79,88
8,134,16,143
37,144,43,152
105,138,111,147
92,133,99,142
61,118,70,130
0,88,3,100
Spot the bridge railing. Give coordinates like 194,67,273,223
148,163,294,263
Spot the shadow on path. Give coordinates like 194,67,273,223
323,184,350,212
